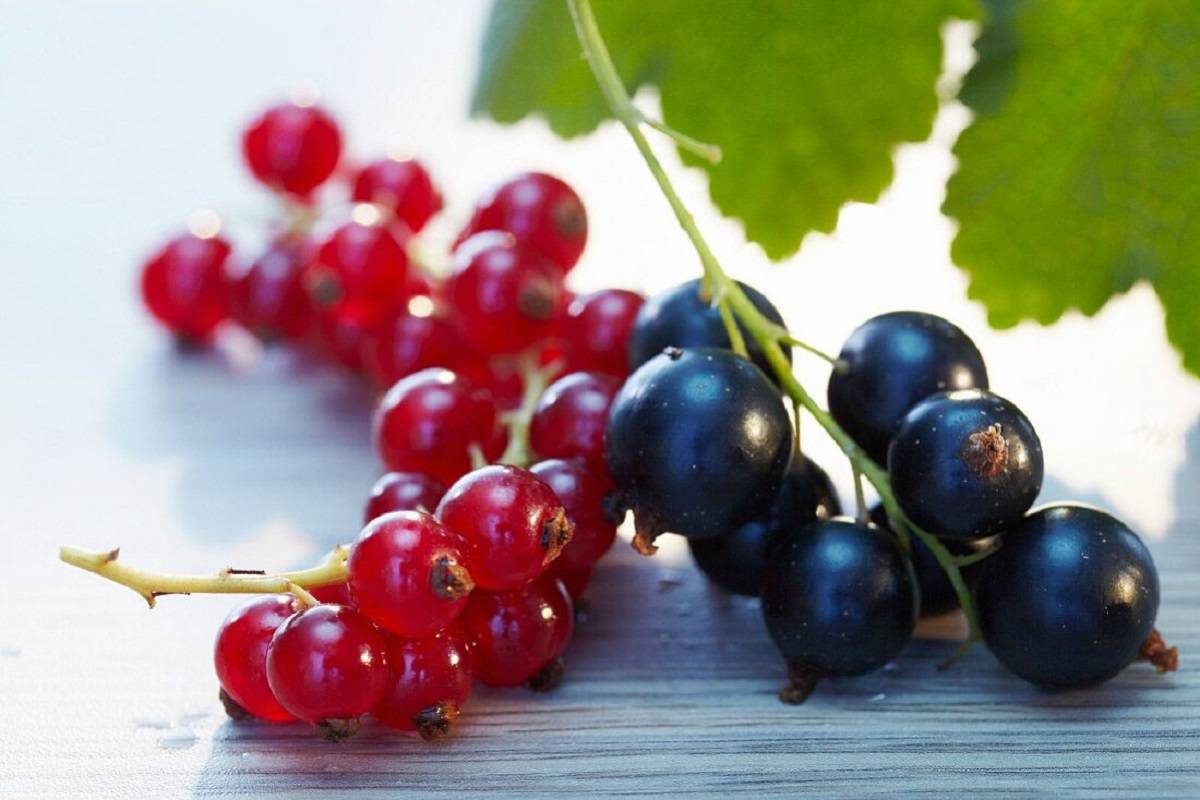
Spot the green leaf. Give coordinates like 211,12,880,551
472,0,977,260
946,0,1200,374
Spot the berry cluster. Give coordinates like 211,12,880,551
608,306,1177,699
138,100,641,741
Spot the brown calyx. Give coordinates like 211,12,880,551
541,508,574,561
778,660,823,705
631,511,662,556
552,199,586,239
962,423,1008,479
663,346,684,360
528,657,566,692
431,555,475,601
304,268,343,308
218,688,253,721
413,702,460,742
517,278,557,321
315,717,361,743
1138,628,1180,674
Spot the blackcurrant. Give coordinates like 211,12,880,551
868,504,993,617
689,455,840,597
828,312,988,464
889,389,1043,540
761,519,917,703
626,279,791,380
976,504,1172,688
604,347,793,552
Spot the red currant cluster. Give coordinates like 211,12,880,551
138,100,645,741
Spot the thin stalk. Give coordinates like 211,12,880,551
566,0,980,646
852,465,868,525
498,355,561,467
636,111,723,164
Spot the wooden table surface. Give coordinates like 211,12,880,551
3,2,1200,797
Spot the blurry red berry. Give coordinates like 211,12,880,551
364,471,446,523
352,158,443,234
227,235,313,341
140,233,231,341
455,173,587,273
306,221,409,313
241,103,341,196
559,289,644,377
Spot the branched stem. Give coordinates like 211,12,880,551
498,355,561,467
636,111,723,164
566,0,981,647
58,545,348,608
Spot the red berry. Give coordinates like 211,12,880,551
213,595,297,722
372,368,506,485
311,300,377,370
362,308,472,390
307,221,409,313
241,103,341,197
436,465,573,590
560,289,644,377
227,235,313,341
348,510,474,638
140,233,231,341
371,625,474,739
551,564,593,600
530,458,617,571
530,372,620,463
265,604,389,740
310,582,353,605
455,173,587,273
352,158,443,234
464,575,573,688
446,233,566,356
364,471,446,523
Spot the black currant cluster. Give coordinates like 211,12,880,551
606,298,1178,700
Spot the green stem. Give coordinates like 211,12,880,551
636,111,723,164
498,355,560,467
566,0,980,647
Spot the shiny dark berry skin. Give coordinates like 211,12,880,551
605,348,793,545
436,465,573,590
364,471,446,523
241,103,341,197
530,458,617,571
140,233,232,341
464,575,574,687
265,604,389,731
307,221,409,314
889,389,1043,540
559,289,644,377
447,233,567,356
762,519,917,677
351,158,443,234
348,510,474,638
828,311,988,464
627,279,791,381
690,455,840,597
227,235,313,341
455,172,587,273
976,504,1160,688
214,595,297,722
362,308,472,390
868,504,994,617
372,368,506,486
371,625,474,738
530,371,620,464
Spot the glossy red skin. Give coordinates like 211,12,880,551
310,582,353,605
265,604,389,724
227,236,313,341
530,372,620,463
241,103,341,197
362,309,472,390
559,289,644,377
364,471,447,523
530,458,617,571
348,510,473,638
371,626,474,731
352,158,443,234
372,368,506,485
455,172,587,273
550,564,594,600
464,576,573,687
436,465,568,590
446,233,567,356
214,595,297,722
307,221,409,313
311,300,378,370
140,233,231,340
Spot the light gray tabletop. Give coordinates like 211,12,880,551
2,2,1199,797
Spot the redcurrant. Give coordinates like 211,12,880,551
530,458,617,572
306,221,409,313
311,300,377,371
371,625,474,740
455,173,587,273
241,103,341,197
348,510,474,638
550,563,593,600
463,575,573,688
529,372,620,464
140,232,231,342
227,235,313,341
364,471,446,523
213,595,296,722
351,158,443,234
362,308,472,390
372,368,506,485
558,289,644,377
